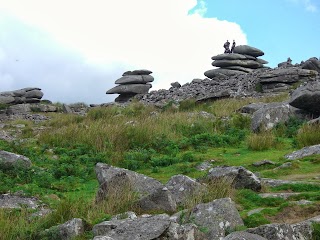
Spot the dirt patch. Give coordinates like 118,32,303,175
266,203,320,224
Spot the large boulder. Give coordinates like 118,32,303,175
106,84,152,94
95,163,164,202
246,223,308,240
122,69,152,76
0,194,39,209
251,102,305,132
93,214,171,239
115,75,154,84
204,166,261,191
6,103,57,115
301,57,320,73
233,45,264,57
212,59,262,69
212,53,256,61
285,144,320,160
136,187,177,213
289,81,320,114
165,174,205,205
0,150,32,169
204,68,245,79
40,218,85,240
185,198,244,240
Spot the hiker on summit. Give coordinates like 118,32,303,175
223,40,230,53
231,40,236,53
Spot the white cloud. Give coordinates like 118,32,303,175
0,0,247,103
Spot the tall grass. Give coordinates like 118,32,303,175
247,131,277,151
296,123,320,148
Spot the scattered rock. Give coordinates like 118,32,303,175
0,194,39,209
0,150,32,169
285,144,320,160
204,166,261,191
289,81,320,114
165,174,205,205
252,160,276,167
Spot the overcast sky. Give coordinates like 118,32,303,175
0,0,319,104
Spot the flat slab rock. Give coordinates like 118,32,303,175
0,194,39,209
285,144,320,160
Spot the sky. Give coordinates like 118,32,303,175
0,0,319,104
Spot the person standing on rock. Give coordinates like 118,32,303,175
231,40,236,53
223,40,230,53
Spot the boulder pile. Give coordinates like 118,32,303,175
106,69,153,103
0,87,44,105
204,45,268,79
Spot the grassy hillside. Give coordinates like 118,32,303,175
1,94,320,239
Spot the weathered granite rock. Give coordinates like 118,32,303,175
289,81,320,114
233,45,264,57
259,192,300,200
301,57,320,73
259,67,317,84
165,175,205,205
171,82,181,88
123,69,152,76
224,231,268,240
0,88,43,105
160,222,208,240
204,166,261,191
6,103,57,115
285,144,320,160
225,66,254,73
95,163,164,202
240,102,267,114
106,84,152,94
186,198,244,240
261,178,306,188
246,223,302,240
212,59,262,69
40,218,85,240
136,187,177,213
0,194,39,209
0,150,32,169
115,75,154,84
252,160,276,167
93,214,171,239
251,102,305,132
212,53,256,61
204,68,245,78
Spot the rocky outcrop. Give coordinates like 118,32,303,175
203,166,261,191
289,81,320,115
6,103,57,115
259,67,318,93
0,88,44,105
0,150,32,169
205,45,267,79
301,57,320,73
285,144,320,160
106,70,153,103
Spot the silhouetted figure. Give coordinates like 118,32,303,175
223,40,231,53
231,40,236,53
287,57,292,64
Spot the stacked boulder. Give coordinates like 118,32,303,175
204,45,268,79
0,87,43,105
106,69,153,103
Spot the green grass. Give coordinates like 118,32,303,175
1,94,320,237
